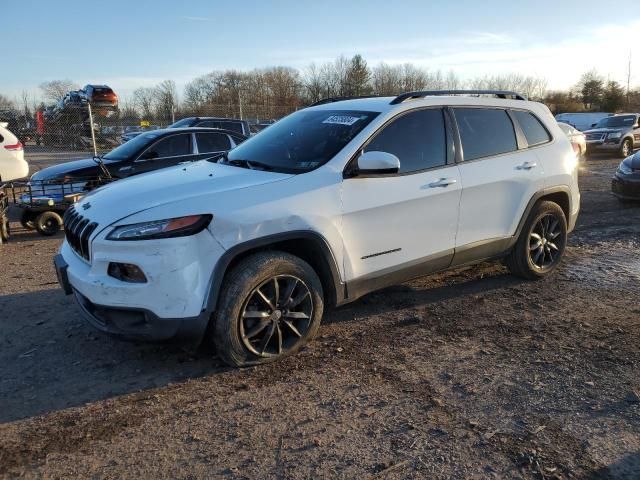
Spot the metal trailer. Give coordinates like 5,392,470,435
3,176,113,237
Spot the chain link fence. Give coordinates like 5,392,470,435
1,102,298,174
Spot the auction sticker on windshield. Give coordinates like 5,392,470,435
322,115,364,126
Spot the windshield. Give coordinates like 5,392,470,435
104,132,160,160
225,109,379,173
595,115,636,128
169,118,194,128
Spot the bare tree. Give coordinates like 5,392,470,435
0,94,14,110
39,79,78,103
132,87,155,119
302,63,324,104
154,80,178,123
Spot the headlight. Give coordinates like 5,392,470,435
107,214,212,241
608,131,622,140
618,162,633,175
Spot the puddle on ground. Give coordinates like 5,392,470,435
562,240,640,290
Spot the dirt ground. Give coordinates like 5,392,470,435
1,154,639,479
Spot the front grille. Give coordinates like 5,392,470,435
586,133,605,141
63,206,98,261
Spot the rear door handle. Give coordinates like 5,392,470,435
428,177,457,188
517,161,537,170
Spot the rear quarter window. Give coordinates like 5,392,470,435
512,110,551,146
454,108,517,161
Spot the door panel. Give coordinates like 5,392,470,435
341,108,461,282
455,150,545,247
452,107,545,249
341,167,462,281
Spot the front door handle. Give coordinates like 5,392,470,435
517,161,537,170
428,177,457,188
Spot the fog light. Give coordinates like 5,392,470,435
108,262,147,283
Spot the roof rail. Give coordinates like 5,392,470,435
310,95,381,107
390,90,527,105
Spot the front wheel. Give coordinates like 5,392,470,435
212,251,324,367
36,211,63,236
506,201,568,280
619,139,632,158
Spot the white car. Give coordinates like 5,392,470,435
0,123,28,182
54,90,580,367
557,122,586,159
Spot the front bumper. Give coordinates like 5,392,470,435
611,175,640,200
586,141,620,152
55,227,224,345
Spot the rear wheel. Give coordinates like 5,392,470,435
36,211,63,236
20,210,37,230
212,251,324,367
506,201,567,280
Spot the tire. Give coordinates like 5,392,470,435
20,210,37,230
35,211,63,236
506,201,568,280
213,251,324,367
619,139,632,158
0,214,9,243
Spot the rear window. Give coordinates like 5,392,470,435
512,110,550,146
454,108,517,161
196,132,231,153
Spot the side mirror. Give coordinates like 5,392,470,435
591,123,597,128
349,151,400,177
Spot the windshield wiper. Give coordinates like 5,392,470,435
220,156,274,171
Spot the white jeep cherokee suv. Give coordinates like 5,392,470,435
54,90,580,367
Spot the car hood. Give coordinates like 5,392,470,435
76,160,293,227
30,158,117,181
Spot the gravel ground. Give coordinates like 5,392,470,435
1,155,639,479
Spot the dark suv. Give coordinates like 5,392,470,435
584,114,640,157
169,117,251,137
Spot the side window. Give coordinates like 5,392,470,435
141,134,191,160
364,108,446,173
512,110,551,146
196,132,231,153
454,108,517,161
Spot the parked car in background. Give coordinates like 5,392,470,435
583,114,640,158
53,90,579,367
80,85,118,108
120,125,161,143
558,122,586,159
555,112,612,131
0,123,28,182
31,127,246,185
62,91,87,109
169,117,251,137
611,150,640,201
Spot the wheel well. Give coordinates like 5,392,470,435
222,238,339,309
539,191,570,221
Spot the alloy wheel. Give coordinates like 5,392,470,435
239,275,313,357
529,213,564,270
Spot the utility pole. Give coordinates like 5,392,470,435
626,51,632,110
238,90,243,120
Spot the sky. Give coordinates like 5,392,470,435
3,0,640,102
